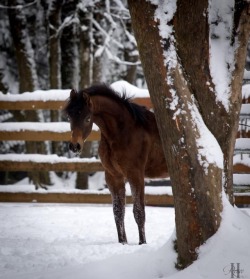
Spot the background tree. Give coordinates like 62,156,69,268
48,0,63,157
128,0,250,268
8,0,51,187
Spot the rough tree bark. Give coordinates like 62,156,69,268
128,0,250,268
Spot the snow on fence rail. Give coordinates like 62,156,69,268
0,154,104,172
0,186,175,206
0,122,100,141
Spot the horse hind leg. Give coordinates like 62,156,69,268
133,199,146,245
105,172,127,244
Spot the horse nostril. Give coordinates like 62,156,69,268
76,143,81,152
69,142,74,152
69,142,81,153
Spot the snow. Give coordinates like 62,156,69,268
242,84,250,100
234,154,250,167
0,203,176,279
0,89,70,102
0,154,100,164
189,101,223,173
244,69,250,81
234,174,250,186
111,80,149,97
150,0,177,71
240,104,250,115
0,122,99,132
0,196,249,279
167,196,250,279
235,138,250,150
208,0,234,111
0,80,149,102
149,0,178,111
0,173,173,196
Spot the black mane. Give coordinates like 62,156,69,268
66,84,150,127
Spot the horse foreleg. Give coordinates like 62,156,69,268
105,172,127,244
128,174,146,245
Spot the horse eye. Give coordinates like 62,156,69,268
85,116,91,123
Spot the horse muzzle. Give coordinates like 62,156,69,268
69,142,81,153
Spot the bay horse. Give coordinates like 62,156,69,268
64,84,168,245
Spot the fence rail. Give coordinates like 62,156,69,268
0,191,249,206
0,158,103,172
0,156,249,173
0,126,100,141
0,97,152,110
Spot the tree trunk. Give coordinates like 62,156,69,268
123,20,138,84
173,0,249,205
8,0,51,188
128,0,250,268
49,0,62,89
8,0,38,93
92,5,105,84
78,6,93,88
61,0,79,89
75,7,94,189
49,0,63,156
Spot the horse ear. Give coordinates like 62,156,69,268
70,89,78,99
82,92,92,107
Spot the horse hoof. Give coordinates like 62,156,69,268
139,241,147,245
119,239,128,245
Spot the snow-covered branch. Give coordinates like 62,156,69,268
92,18,124,50
105,48,140,65
0,0,37,10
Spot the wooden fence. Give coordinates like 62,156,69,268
0,91,250,205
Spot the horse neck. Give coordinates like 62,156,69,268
90,95,130,140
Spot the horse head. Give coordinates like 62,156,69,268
64,89,93,153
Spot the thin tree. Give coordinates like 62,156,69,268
76,3,94,189
128,0,250,268
8,0,51,188
48,0,63,157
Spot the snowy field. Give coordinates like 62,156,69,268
0,198,250,279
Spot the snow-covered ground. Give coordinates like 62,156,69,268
0,197,250,279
